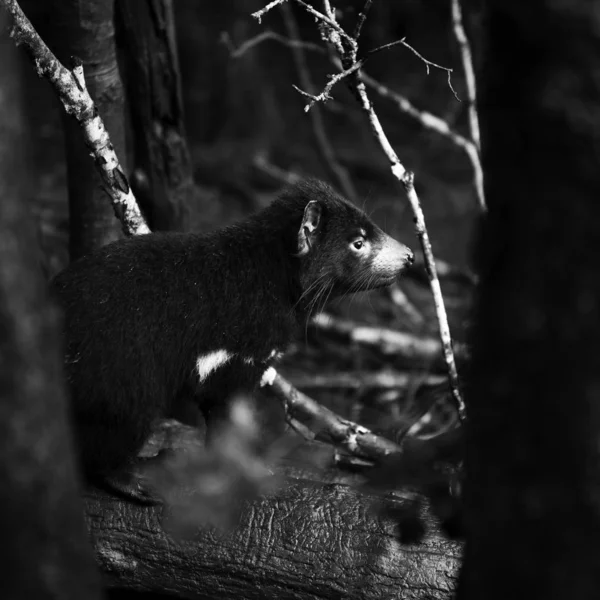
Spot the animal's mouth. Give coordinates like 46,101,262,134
355,273,399,291
371,274,399,289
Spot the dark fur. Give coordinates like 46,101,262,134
52,179,413,485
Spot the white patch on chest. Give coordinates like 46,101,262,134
260,366,277,387
196,349,232,383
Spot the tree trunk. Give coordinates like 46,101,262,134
47,0,126,259
116,0,193,232
0,13,104,599
459,1,600,598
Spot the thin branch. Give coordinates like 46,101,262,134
294,59,364,111
289,370,446,391
387,282,426,327
353,0,373,41
320,0,345,55
359,68,484,209
221,30,323,58
359,68,470,147
0,0,149,237
451,0,485,210
265,372,402,459
292,0,357,49
400,39,459,100
366,37,407,57
310,312,470,363
251,0,288,23
281,3,358,202
463,139,485,214
311,312,443,360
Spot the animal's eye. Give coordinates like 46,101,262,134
351,239,365,251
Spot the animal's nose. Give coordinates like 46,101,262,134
405,250,415,265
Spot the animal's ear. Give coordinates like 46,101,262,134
297,200,322,256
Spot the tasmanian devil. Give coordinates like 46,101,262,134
52,178,414,502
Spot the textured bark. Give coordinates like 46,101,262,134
459,1,600,599
87,478,460,600
116,0,193,232
0,13,103,599
47,0,126,259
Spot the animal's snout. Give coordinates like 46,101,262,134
371,234,415,279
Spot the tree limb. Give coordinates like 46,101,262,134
450,0,485,211
0,0,149,237
86,477,461,600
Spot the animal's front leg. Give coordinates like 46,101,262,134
197,359,264,448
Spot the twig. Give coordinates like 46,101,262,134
366,37,407,57
265,372,402,459
353,0,373,41
281,3,358,202
359,69,484,214
386,282,426,326
221,30,323,58
311,312,469,364
451,0,485,210
359,68,470,147
288,370,446,390
292,0,357,49
251,0,288,23
0,0,149,237
293,59,364,111
451,0,480,150
400,39,458,100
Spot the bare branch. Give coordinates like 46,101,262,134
221,30,323,58
289,370,446,391
355,69,466,420
366,37,407,57
387,282,426,327
281,3,358,202
451,0,485,210
311,312,454,361
251,0,288,23
359,68,470,146
353,0,374,41
400,39,459,100
265,371,403,459
293,0,356,49
359,68,484,210
0,0,149,237
295,59,364,111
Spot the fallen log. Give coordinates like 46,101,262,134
86,476,461,600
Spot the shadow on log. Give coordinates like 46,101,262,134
86,476,460,600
